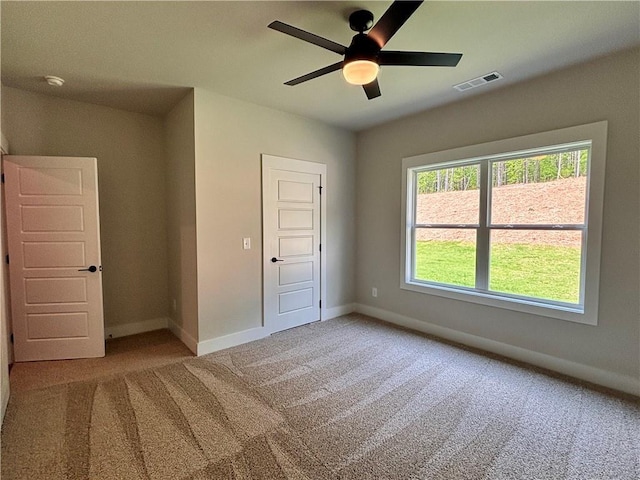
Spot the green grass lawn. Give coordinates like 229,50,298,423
415,241,581,304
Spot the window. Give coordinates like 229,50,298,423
401,122,607,325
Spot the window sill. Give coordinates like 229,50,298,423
401,280,596,326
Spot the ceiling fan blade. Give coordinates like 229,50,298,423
268,21,347,55
284,62,343,86
379,51,462,67
368,1,423,48
363,79,381,100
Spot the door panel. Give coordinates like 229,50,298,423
27,313,89,339
279,236,314,257
18,167,83,195
25,277,88,304
21,205,85,232
278,209,314,230
279,262,313,286
4,156,105,361
278,288,313,314
262,155,325,333
23,242,86,268
278,180,313,202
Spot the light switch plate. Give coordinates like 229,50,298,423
243,237,251,250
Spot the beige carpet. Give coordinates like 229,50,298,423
2,314,639,479
8,329,194,393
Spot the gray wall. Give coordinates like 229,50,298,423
0,84,358,351
164,91,198,343
355,47,639,382
193,88,357,342
1,87,170,330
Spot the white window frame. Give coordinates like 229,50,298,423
400,121,607,325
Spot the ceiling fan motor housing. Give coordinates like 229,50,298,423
344,33,380,65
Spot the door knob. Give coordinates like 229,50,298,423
271,257,284,263
78,265,98,272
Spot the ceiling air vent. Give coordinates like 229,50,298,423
454,71,503,92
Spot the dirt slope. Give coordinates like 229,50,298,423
416,177,586,247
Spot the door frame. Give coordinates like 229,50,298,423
0,136,12,421
261,154,327,334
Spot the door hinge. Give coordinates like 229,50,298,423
319,243,321,252
5,254,8,265
319,300,322,309
1,174,4,184
318,185,323,194
10,333,14,344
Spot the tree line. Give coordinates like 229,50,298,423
417,150,588,194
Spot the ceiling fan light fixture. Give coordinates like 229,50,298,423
44,75,65,87
342,59,379,85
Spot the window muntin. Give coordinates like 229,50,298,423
401,122,607,325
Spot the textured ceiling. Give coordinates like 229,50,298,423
2,1,639,131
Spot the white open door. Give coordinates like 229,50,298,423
262,155,326,334
4,156,105,361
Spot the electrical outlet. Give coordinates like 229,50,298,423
372,287,378,297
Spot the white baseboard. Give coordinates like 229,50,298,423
323,303,355,321
169,305,356,358
104,317,169,340
355,303,640,397
197,326,268,356
187,305,356,357
167,319,198,355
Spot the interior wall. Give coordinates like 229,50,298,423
164,90,198,346
0,86,170,331
356,48,639,384
193,88,356,342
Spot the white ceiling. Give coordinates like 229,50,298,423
2,1,639,131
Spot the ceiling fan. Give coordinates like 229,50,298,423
268,0,462,100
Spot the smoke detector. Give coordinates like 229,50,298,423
44,75,65,87
454,71,503,92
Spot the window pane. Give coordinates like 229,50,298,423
416,165,479,224
415,229,476,287
489,230,582,304
491,150,588,225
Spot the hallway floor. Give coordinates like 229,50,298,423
8,329,193,393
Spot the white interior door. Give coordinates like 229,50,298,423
4,155,105,361
262,155,325,334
